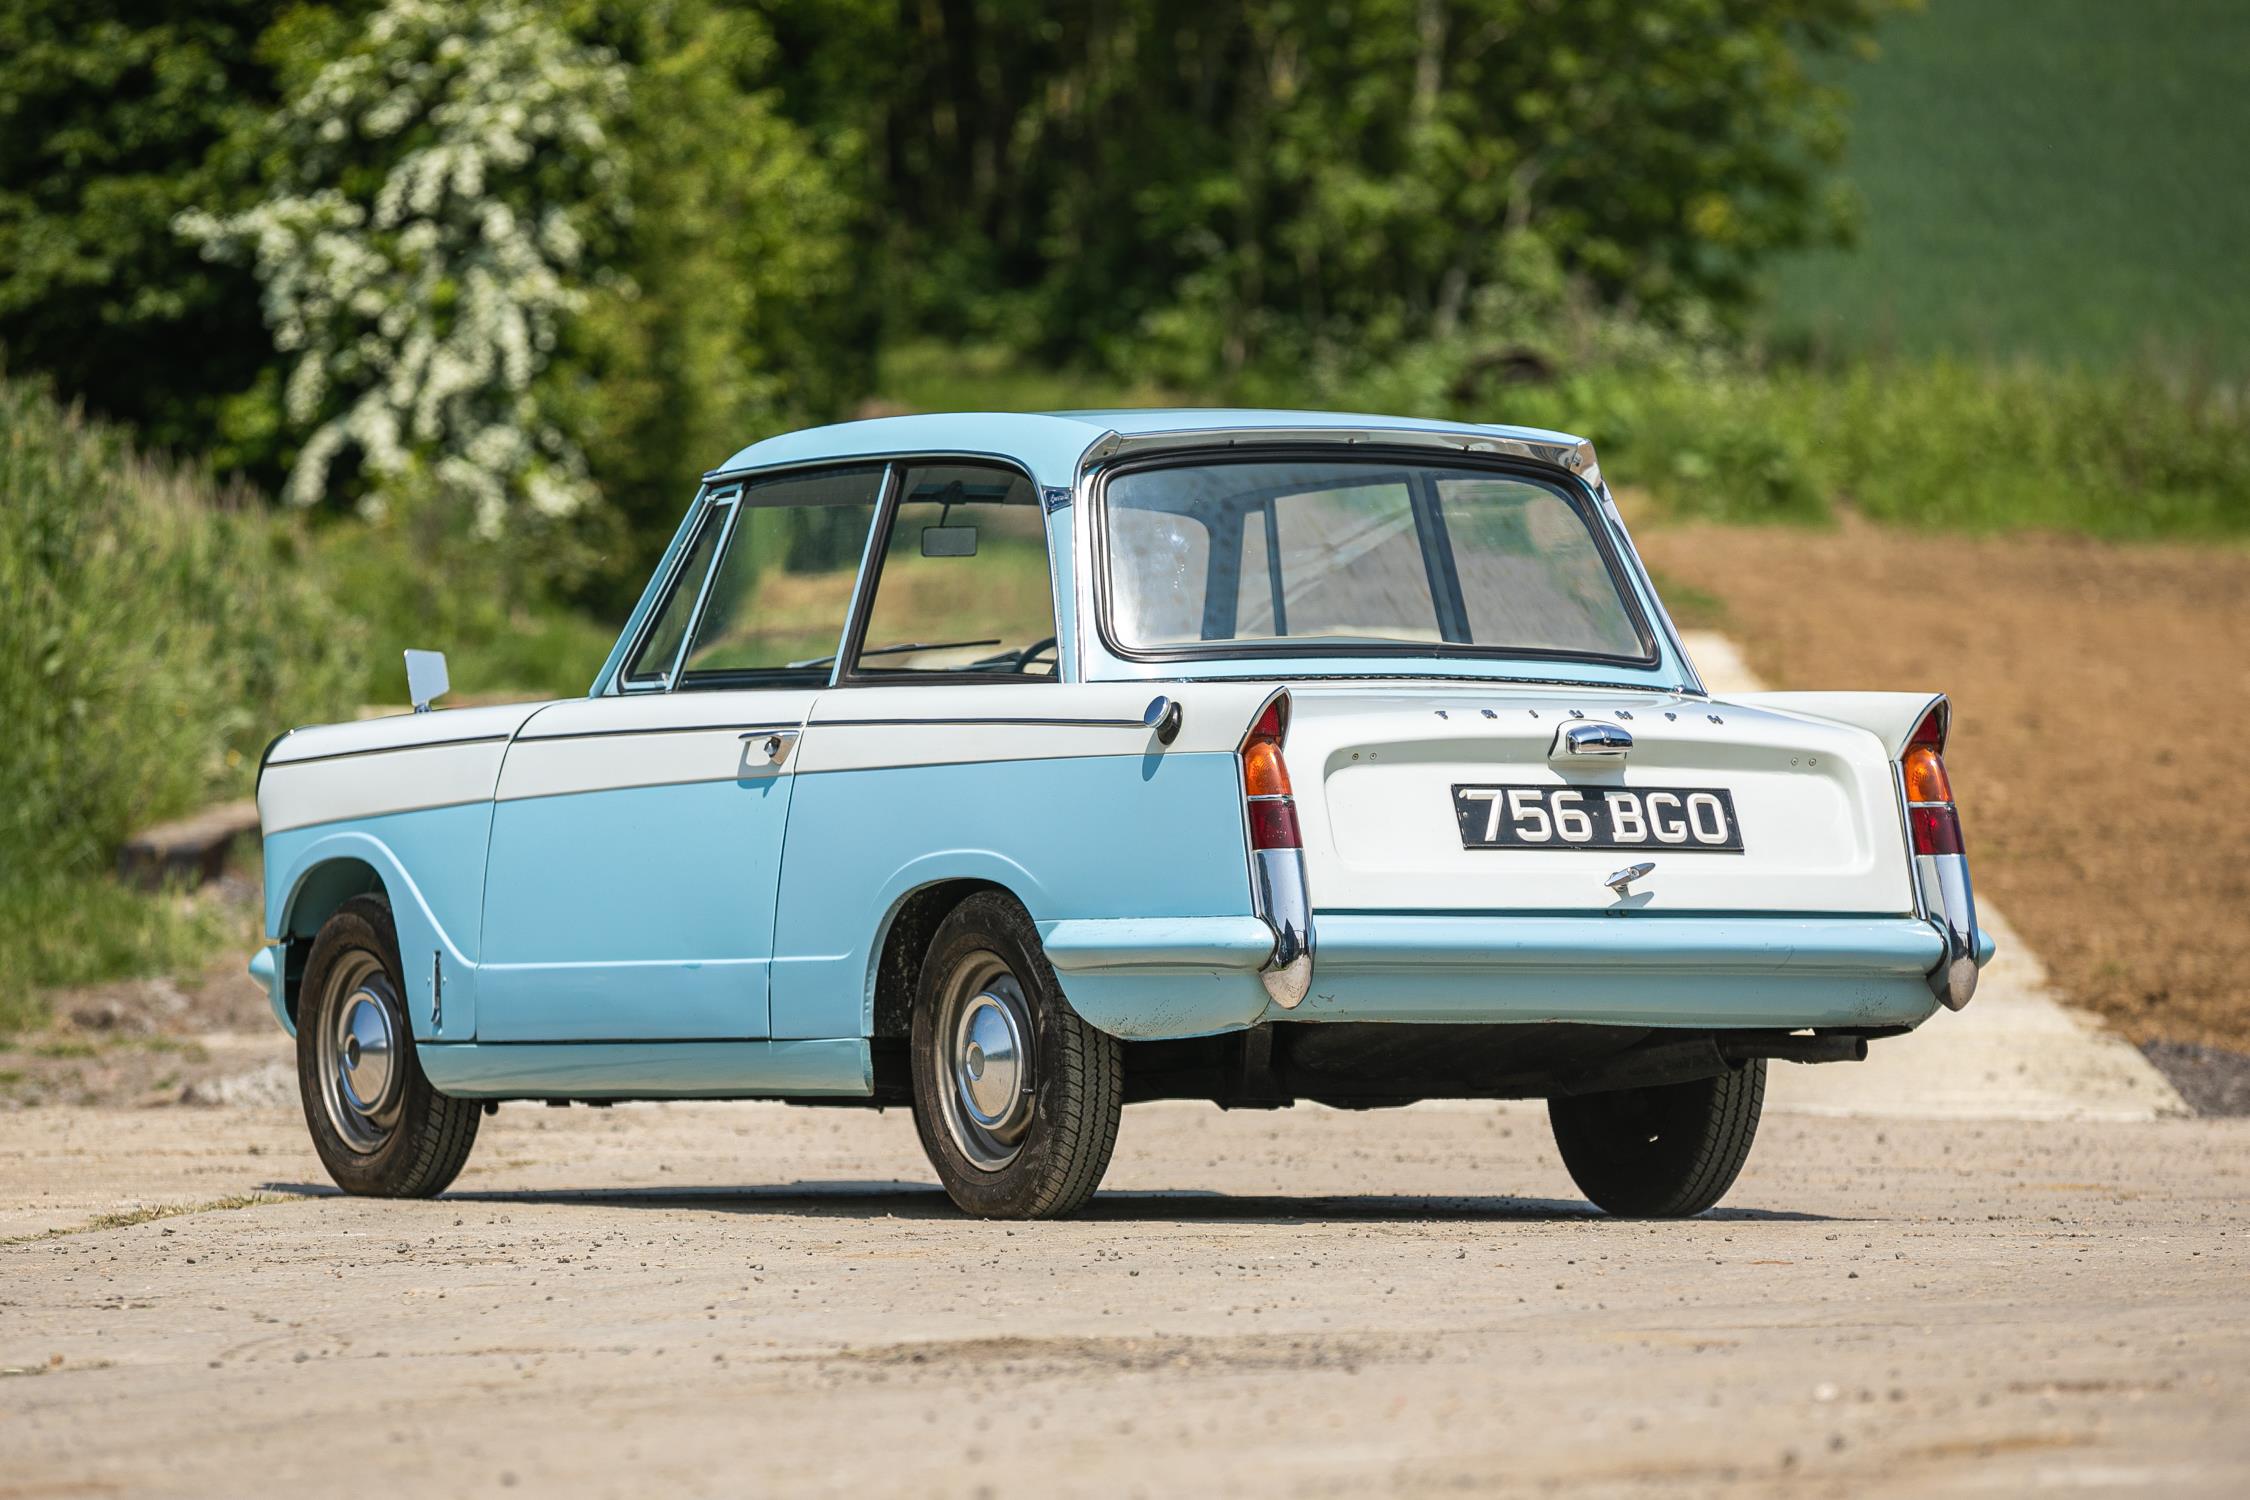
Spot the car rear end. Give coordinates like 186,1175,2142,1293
1076,421,1992,1061
1244,680,1981,1034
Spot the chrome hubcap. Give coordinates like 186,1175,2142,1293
938,956,1035,1171
317,954,405,1154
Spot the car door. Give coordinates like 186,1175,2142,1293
477,466,883,1041
767,459,1067,1040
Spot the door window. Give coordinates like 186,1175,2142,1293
673,466,883,689
849,464,1057,678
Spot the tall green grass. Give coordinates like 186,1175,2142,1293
0,382,363,1028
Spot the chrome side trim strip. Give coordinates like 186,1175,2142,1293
815,714,1164,732
265,732,512,769
516,721,799,745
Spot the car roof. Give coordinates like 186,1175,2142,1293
709,409,1592,490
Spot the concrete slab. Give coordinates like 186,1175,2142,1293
1680,630,2186,1121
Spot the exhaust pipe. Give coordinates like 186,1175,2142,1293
1718,1033,1869,1066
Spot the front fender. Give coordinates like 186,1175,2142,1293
262,805,494,1039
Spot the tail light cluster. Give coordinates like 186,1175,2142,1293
1240,696,1301,850
1902,705,1964,856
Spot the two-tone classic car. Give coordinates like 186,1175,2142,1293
251,409,1991,1219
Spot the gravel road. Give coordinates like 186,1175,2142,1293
4,1100,2245,1497
12,647,2231,1500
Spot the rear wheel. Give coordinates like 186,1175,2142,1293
296,895,480,1197
1548,1060,1766,1218
910,891,1121,1218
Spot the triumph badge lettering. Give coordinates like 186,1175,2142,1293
1453,784,1743,852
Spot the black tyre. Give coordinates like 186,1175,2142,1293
1548,1059,1766,1218
296,895,480,1197
909,891,1122,1219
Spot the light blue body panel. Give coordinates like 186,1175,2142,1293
418,1038,870,1099
477,775,794,1041
1036,913,1949,1040
263,802,498,1038
248,942,284,1028
768,752,1254,1039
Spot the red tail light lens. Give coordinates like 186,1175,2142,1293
1904,704,1964,857
1909,804,1964,856
1241,693,1299,851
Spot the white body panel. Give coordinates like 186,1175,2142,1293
1282,684,1915,917
793,681,1277,774
258,703,548,833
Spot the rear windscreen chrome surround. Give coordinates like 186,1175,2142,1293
1087,443,1663,674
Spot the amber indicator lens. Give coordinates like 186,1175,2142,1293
1242,739,1292,798
1902,745,1952,804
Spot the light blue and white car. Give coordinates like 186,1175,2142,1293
252,410,1991,1218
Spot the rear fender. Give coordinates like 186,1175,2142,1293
1729,692,1948,759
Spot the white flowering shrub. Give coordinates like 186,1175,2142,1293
180,1,628,535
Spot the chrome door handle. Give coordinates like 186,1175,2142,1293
739,728,800,767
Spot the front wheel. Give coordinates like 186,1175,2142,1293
909,892,1121,1218
296,895,480,1197
1548,1060,1766,1218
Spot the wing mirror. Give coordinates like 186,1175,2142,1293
404,649,450,713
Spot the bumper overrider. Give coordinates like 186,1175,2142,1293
1250,845,1315,1009
1917,852,1989,1010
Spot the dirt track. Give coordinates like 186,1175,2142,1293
5,1099,2245,1497
1637,513,2250,1054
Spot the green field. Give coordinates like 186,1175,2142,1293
1765,0,2250,374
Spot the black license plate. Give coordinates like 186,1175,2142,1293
1452,784,1744,852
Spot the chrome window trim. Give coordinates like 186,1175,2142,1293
613,485,736,695
1085,444,1663,675
1592,480,1707,698
656,484,747,689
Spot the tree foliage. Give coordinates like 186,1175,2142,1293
777,0,1883,375
0,0,302,456
558,0,873,549
3,0,1885,549
180,0,632,534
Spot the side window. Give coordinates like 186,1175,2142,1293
621,499,730,687
674,466,883,689
849,464,1058,678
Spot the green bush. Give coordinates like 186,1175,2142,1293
0,380,363,1025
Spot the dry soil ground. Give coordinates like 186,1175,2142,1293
4,1100,2248,1498
1639,515,2250,1057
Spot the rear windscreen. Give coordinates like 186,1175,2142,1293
1102,458,1652,663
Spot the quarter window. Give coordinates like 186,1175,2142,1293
850,464,1057,678
621,502,728,687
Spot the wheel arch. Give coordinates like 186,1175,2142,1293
268,831,465,1035
866,877,1014,1044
